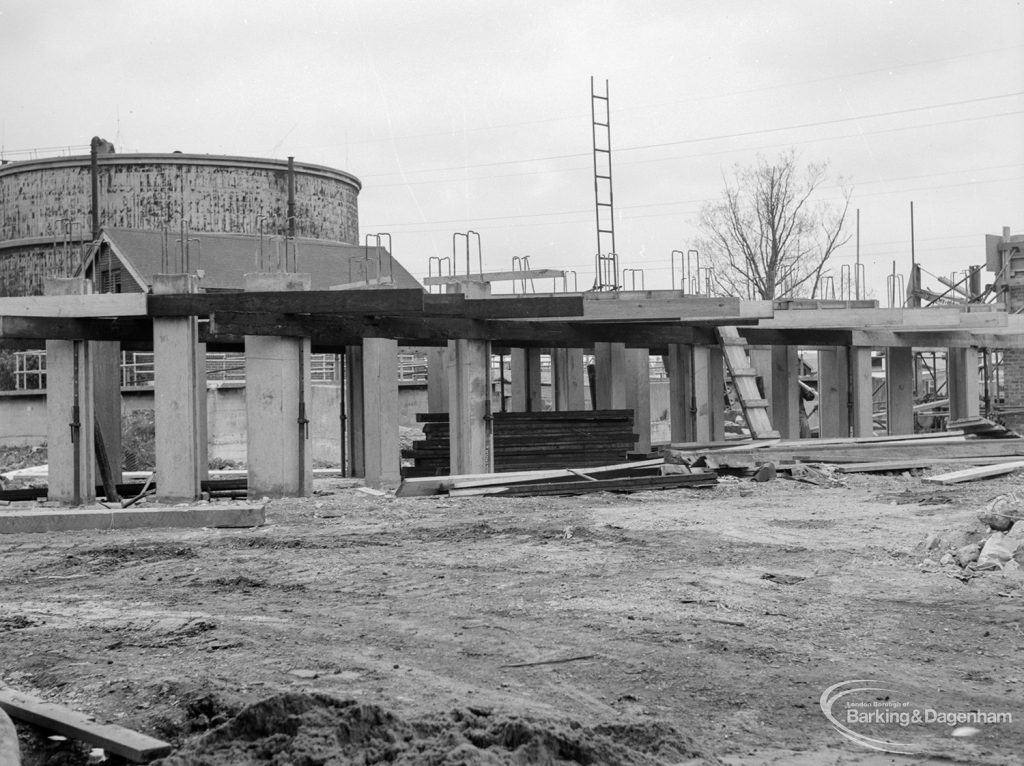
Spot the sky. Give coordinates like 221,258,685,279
1,0,1022,301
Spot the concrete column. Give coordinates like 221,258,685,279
45,278,95,505
552,348,586,411
510,347,543,412
708,346,725,441
886,346,915,435
748,347,773,420
948,347,980,422
667,344,695,443
818,347,850,438
593,341,627,409
850,347,875,437
244,272,313,498
693,345,725,442
345,345,365,477
361,338,401,488
153,274,203,503
447,338,493,475
425,346,449,413
624,348,651,452
90,341,122,485
770,345,801,440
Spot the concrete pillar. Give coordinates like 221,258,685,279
345,345,365,477
447,281,493,475
886,347,915,435
552,348,586,411
45,278,95,505
817,347,850,438
667,344,695,443
447,338,493,475
153,274,203,503
593,341,627,409
624,348,651,452
425,346,449,413
510,347,543,412
850,347,875,437
693,345,725,442
91,341,122,485
748,347,773,420
948,347,980,422
244,272,313,498
361,338,401,488
770,345,801,440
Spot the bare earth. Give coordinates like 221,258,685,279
1,470,1022,764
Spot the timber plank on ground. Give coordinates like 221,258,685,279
922,461,1024,485
0,504,265,534
0,686,172,762
486,472,718,497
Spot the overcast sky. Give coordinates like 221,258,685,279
1,0,1022,300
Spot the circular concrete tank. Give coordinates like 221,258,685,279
0,153,361,295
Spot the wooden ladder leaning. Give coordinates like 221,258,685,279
715,326,780,439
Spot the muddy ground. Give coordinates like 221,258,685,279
1,466,1023,764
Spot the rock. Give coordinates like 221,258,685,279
288,669,319,679
752,463,776,482
954,543,981,568
978,510,1016,532
1003,523,1024,565
977,534,1015,570
939,553,954,566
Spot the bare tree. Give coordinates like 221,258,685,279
697,150,851,300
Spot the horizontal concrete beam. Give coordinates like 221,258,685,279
0,504,265,534
0,294,147,318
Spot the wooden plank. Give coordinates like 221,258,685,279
0,505,265,534
0,294,148,318
922,461,1024,485
669,440,1024,464
484,472,718,497
837,456,1024,473
0,686,172,762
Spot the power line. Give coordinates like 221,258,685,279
357,95,1024,181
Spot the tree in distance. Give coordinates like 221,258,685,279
696,149,852,300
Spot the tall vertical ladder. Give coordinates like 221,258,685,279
716,326,780,439
591,77,618,290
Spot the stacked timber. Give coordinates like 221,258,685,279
664,429,1024,474
403,410,638,477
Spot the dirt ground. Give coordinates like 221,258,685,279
1,467,1023,764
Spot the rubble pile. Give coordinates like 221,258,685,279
921,493,1024,580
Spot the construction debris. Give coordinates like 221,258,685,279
0,685,172,762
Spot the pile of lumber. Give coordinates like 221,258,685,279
402,410,639,477
398,458,717,497
665,428,1024,479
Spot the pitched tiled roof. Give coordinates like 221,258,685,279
83,228,422,291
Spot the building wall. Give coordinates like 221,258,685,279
0,153,361,295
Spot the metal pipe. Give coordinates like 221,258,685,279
297,338,309,495
338,352,347,477
287,156,296,239
71,341,81,506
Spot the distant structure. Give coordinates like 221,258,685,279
0,139,364,295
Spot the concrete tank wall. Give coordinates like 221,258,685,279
0,153,361,295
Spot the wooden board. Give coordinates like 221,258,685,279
475,472,718,497
0,686,172,762
922,461,1024,485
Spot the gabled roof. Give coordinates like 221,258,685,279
79,228,423,292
